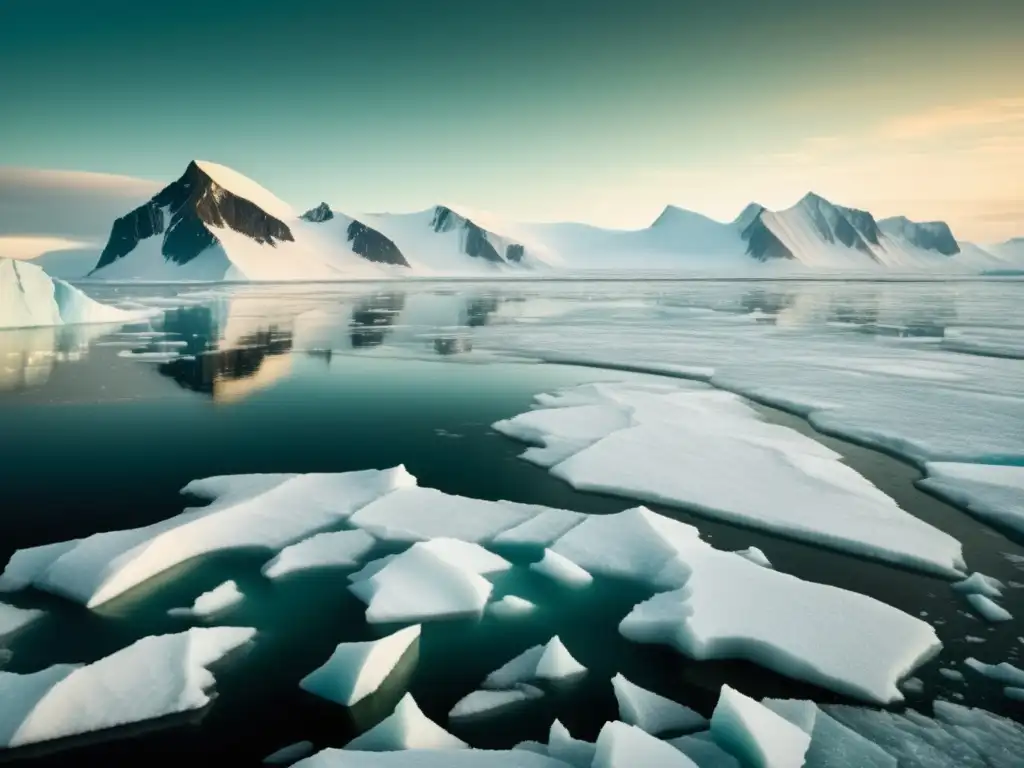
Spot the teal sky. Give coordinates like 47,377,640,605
2,0,1022,237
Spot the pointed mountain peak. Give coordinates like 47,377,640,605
301,202,334,223
733,202,765,231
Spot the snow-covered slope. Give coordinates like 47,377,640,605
0,258,144,329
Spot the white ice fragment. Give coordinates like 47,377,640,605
0,627,254,748
347,544,493,624
0,602,43,642
733,547,772,568
487,595,536,619
292,749,568,767
264,740,315,765
448,684,543,720
920,463,1024,538
964,657,1024,687
611,673,707,735
348,555,397,584
491,508,585,547
965,594,1012,622
939,668,964,682
592,720,699,767
901,677,924,694
514,740,549,756
952,572,1005,599
168,580,243,620
529,549,593,588
300,625,421,707
547,719,596,768
0,467,413,608
343,694,466,751
761,698,896,768
709,686,810,768
482,636,584,688
535,636,587,681
262,530,377,579
667,732,741,768
416,538,512,575
966,636,987,644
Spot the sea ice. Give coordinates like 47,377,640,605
965,594,1012,622
496,382,965,576
708,686,810,768
490,508,585,548
529,550,593,588
299,625,421,707
168,580,243,620
482,637,586,688
292,750,570,767
448,685,543,720
919,463,1024,538
592,720,700,768
547,719,596,767
901,677,924,694
761,698,896,768
0,467,414,608
667,732,741,768
343,694,466,751
262,529,377,579
611,673,707,735
534,636,587,681
952,572,1005,599
733,547,772,568
264,740,315,765
938,668,964,682
348,543,493,623
487,595,536,619
963,657,1024,687
0,602,43,642
0,626,254,748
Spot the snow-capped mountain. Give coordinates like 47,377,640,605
299,202,410,267
878,217,960,256
0,258,146,329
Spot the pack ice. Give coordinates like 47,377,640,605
611,673,707,735
0,602,43,643
494,382,964,576
0,467,415,608
0,626,254,749
168,580,244,620
343,694,466,751
919,463,1024,538
293,750,570,767
0,258,147,329
262,529,377,579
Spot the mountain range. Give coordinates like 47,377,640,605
2,160,1020,281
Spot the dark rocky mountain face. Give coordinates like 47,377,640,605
801,194,874,254
92,161,294,274
349,292,406,348
300,202,334,222
835,205,882,247
879,217,960,256
740,215,795,262
431,206,520,264
346,221,409,267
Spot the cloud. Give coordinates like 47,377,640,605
876,98,1024,141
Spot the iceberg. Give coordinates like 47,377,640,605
0,467,413,608
487,595,536,619
529,550,593,588
483,637,586,688
343,694,466,751
0,602,43,642
592,720,700,768
535,636,587,681
167,580,243,620
448,685,543,720
299,625,421,707
708,686,810,768
496,382,964,577
965,594,1012,622
262,530,377,579
919,463,1024,538
0,626,254,748
611,673,707,735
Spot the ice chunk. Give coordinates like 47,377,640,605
293,749,569,767
901,677,924,694
487,595,536,619
448,684,543,720
0,626,254,748
343,694,466,751
514,740,548,755
168,580,243,620
348,555,397,584
300,625,421,707
920,463,1024,538
498,382,965,577
592,720,700,768
491,508,585,547
619,530,940,704
348,544,493,624
611,673,707,735
761,698,896,768
547,719,596,767
349,487,537,544
262,530,377,579
708,686,810,768
667,732,741,768
492,402,632,467
0,467,414,608
482,636,584,688
939,668,964,682
0,602,43,642
963,657,1024,687
952,572,1005,599
965,594,1012,622
416,538,512,576
733,547,772,569
535,636,587,681
264,740,315,765
529,549,593,588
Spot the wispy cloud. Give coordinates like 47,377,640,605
876,98,1024,140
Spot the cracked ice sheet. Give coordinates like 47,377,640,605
0,467,415,608
918,463,1024,539
496,381,964,576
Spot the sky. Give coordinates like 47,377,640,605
1,0,1022,241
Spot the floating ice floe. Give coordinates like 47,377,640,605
0,602,43,642
487,595,536,619
448,684,543,721
348,544,495,624
919,463,1024,538
490,508,585,548
709,686,811,768
0,626,254,749
952,572,1005,599
483,637,587,689
901,677,924,695
264,740,315,765
547,719,596,767
343,694,466,751
667,731,741,768
0,467,414,608
592,720,700,768
733,547,772,569
495,382,965,576
529,549,593,588
761,698,897,768
293,750,569,767
168,580,244,620
965,594,1013,622
964,657,1024,688
300,625,421,707
611,673,707,736
262,529,377,579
